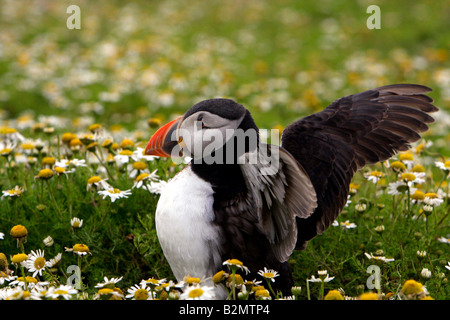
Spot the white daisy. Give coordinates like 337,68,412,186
43,235,54,247
437,237,450,244
98,187,132,202
114,150,134,165
95,276,123,289
0,272,17,285
435,160,450,171
308,274,335,283
0,232,4,240
126,283,155,300
223,259,250,274
70,217,84,228
47,253,62,268
180,284,216,300
339,220,357,229
131,147,158,162
258,267,279,282
55,158,87,168
87,176,110,191
364,171,384,184
46,285,78,300
423,194,444,207
1,185,25,199
131,170,159,189
387,181,414,195
25,249,50,278
144,180,169,194
364,252,395,263
399,172,426,187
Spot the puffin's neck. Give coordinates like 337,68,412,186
190,110,259,200
191,162,245,201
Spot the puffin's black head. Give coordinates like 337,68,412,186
145,98,259,161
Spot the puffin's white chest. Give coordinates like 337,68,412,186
155,166,224,284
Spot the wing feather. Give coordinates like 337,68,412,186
281,84,438,250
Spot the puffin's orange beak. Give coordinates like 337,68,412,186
145,117,182,157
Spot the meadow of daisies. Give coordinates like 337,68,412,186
0,0,449,300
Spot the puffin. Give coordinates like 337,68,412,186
144,84,437,298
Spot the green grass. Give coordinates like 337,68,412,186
0,0,448,300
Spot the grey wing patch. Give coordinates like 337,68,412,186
239,144,317,262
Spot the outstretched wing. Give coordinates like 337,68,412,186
280,84,438,250
214,144,317,270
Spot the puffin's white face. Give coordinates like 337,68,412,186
177,111,246,160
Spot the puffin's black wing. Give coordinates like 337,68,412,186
280,84,438,250
214,145,317,271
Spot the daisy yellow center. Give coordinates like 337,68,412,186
226,258,243,266
445,160,450,168
12,253,28,263
188,288,204,298
69,138,83,147
230,274,244,285
399,153,414,161
370,171,383,177
119,150,133,156
102,139,113,148
132,161,147,170
120,139,135,149
390,161,406,171
109,188,122,194
324,290,344,300
0,254,8,268
89,123,102,132
262,272,275,278
34,257,46,269
37,168,54,179
349,182,359,190
98,288,114,295
134,288,149,300
411,164,425,172
88,176,102,184
401,279,423,295
55,167,65,174
54,289,68,295
255,289,270,298
10,225,28,238
86,142,98,150
186,277,201,285
213,271,227,284
17,276,38,284
21,143,35,150
359,292,379,300
61,132,77,143
425,192,438,199
401,173,416,182
73,244,89,253
148,279,160,285
136,173,149,182
42,157,56,165
411,190,425,200
0,148,11,155
72,221,81,228
0,127,18,134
